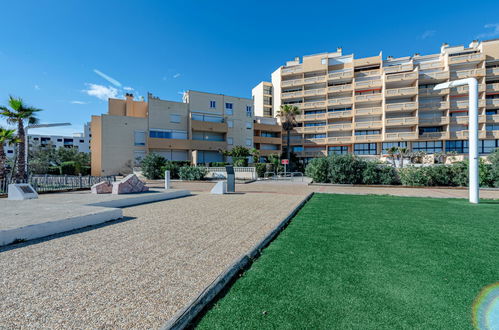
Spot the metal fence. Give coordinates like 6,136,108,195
0,175,116,196
205,167,257,180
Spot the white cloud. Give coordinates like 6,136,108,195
71,100,87,104
123,86,134,91
477,23,499,39
93,69,122,87
173,73,181,78
34,84,40,90
83,83,119,101
421,30,435,40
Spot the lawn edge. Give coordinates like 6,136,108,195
161,192,315,330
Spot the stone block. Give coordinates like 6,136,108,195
91,181,113,194
111,174,149,194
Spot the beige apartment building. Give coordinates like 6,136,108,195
91,91,282,176
254,39,499,161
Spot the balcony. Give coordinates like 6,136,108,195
191,120,228,133
253,136,282,145
419,87,448,97
450,130,486,139
297,113,327,121
304,150,327,157
419,70,450,83
327,123,353,131
486,67,499,77
486,114,499,123
419,116,449,126
328,97,353,106
354,79,382,89
385,86,418,98
451,99,486,109
281,90,304,99
486,131,499,139
383,63,413,74
148,137,193,150
295,126,327,134
486,83,499,93
384,132,418,141
355,93,383,103
418,61,444,70
385,117,418,127
354,121,383,129
354,134,382,142
303,138,327,145
385,102,418,112
327,136,353,144
281,78,303,88
328,69,354,81
354,107,383,116
282,66,303,76
303,88,326,96
327,110,353,119
327,84,353,94
448,53,485,65
453,84,486,94
303,76,327,85
355,69,381,78
254,122,281,132
419,131,450,140
419,101,449,111
451,115,486,125
300,101,326,110
486,99,499,109
450,68,486,79
385,71,418,83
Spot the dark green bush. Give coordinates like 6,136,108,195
305,157,329,183
141,153,167,179
210,162,229,167
489,149,499,187
362,161,399,185
47,166,61,175
327,154,365,184
161,161,181,179
398,166,431,186
255,163,269,178
179,166,207,180
232,157,248,167
60,161,77,175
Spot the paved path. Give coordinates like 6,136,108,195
1,181,497,328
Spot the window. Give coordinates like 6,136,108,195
227,120,233,128
412,141,443,153
446,140,468,154
486,109,498,115
261,131,278,138
354,143,377,155
382,142,407,154
246,122,252,129
170,114,181,123
210,100,216,108
149,130,188,140
486,124,499,131
192,113,223,123
192,131,224,141
226,108,233,116
57,139,62,142
246,106,252,117
7,150,13,154
419,126,442,134
79,139,84,143
354,130,380,136
225,102,233,109
227,137,233,145
305,134,326,139
292,146,303,152
328,146,348,155
245,138,252,146
134,130,146,146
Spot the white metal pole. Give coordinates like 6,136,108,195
468,78,479,204
24,128,29,175
164,170,170,190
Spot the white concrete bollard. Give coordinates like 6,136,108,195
165,170,171,190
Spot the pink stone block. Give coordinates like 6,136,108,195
111,174,149,194
91,181,113,194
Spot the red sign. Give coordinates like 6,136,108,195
281,159,289,165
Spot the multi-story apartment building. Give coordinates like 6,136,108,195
255,39,499,162
3,123,91,158
252,81,273,117
91,91,281,175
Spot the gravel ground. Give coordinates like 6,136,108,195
0,190,305,329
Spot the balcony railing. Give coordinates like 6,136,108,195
419,116,449,125
354,107,383,116
419,131,450,139
354,121,383,129
328,97,353,106
304,88,326,96
385,117,418,126
486,83,499,92
419,101,449,111
297,113,327,121
486,114,499,123
355,93,383,103
385,71,418,82
354,134,382,142
354,79,382,89
419,71,450,82
486,67,499,76
300,101,326,109
418,61,444,70
453,84,486,94
384,132,418,141
327,123,353,131
295,126,327,134
282,66,303,75
304,150,327,157
451,115,486,124
385,86,418,98
327,136,353,144
327,110,353,119
303,138,327,145
419,87,448,97
451,99,486,109
282,90,304,99
487,99,499,108
486,131,499,139
327,84,353,94
303,76,326,84
328,69,354,81
281,78,303,87
448,53,484,65
450,130,486,139
355,69,381,78
383,63,413,74
450,68,486,79
385,102,418,112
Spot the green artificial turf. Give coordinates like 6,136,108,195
196,194,499,329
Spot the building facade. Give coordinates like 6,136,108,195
3,123,91,158
255,39,499,162
91,91,281,176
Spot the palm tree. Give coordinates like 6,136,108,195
398,147,409,168
277,104,300,169
0,127,20,180
386,146,398,167
0,96,41,180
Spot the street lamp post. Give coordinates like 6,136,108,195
25,123,71,174
434,78,479,204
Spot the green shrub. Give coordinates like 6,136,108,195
327,154,365,184
141,153,167,179
179,166,207,180
60,161,77,175
398,166,431,186
210,162,229,167
424,165,455,186
80,166,91,176
362,161,399,185
305,157,329,183
160,161,181,179
232,157,248,167
450,162,468,186
255,163,269,178
47,166,61,175
488,149,499,187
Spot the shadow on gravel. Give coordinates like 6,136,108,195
0,216,137,253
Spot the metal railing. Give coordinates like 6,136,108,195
0,175,116,196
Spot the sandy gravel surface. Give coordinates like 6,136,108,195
0,191,305,329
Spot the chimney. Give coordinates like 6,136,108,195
125,93,133,100
387,56,394,60
414,53,420,57
336,47,342,53
440,43,449,53
125,93,134,116
469,40,479,48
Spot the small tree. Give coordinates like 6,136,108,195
0,127,20,180
140,153,166,179
277,104,300,170
398,147,409,168
386,146,398,167
219,146,251,166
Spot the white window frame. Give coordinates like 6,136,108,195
170,114,181,123
246,122,252,129
246,105,252,117
227,120,234,128
245,138,252,147
210,100,216,108
134,130,146,146
227,137,233,145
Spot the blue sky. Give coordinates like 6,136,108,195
1,0,499,135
